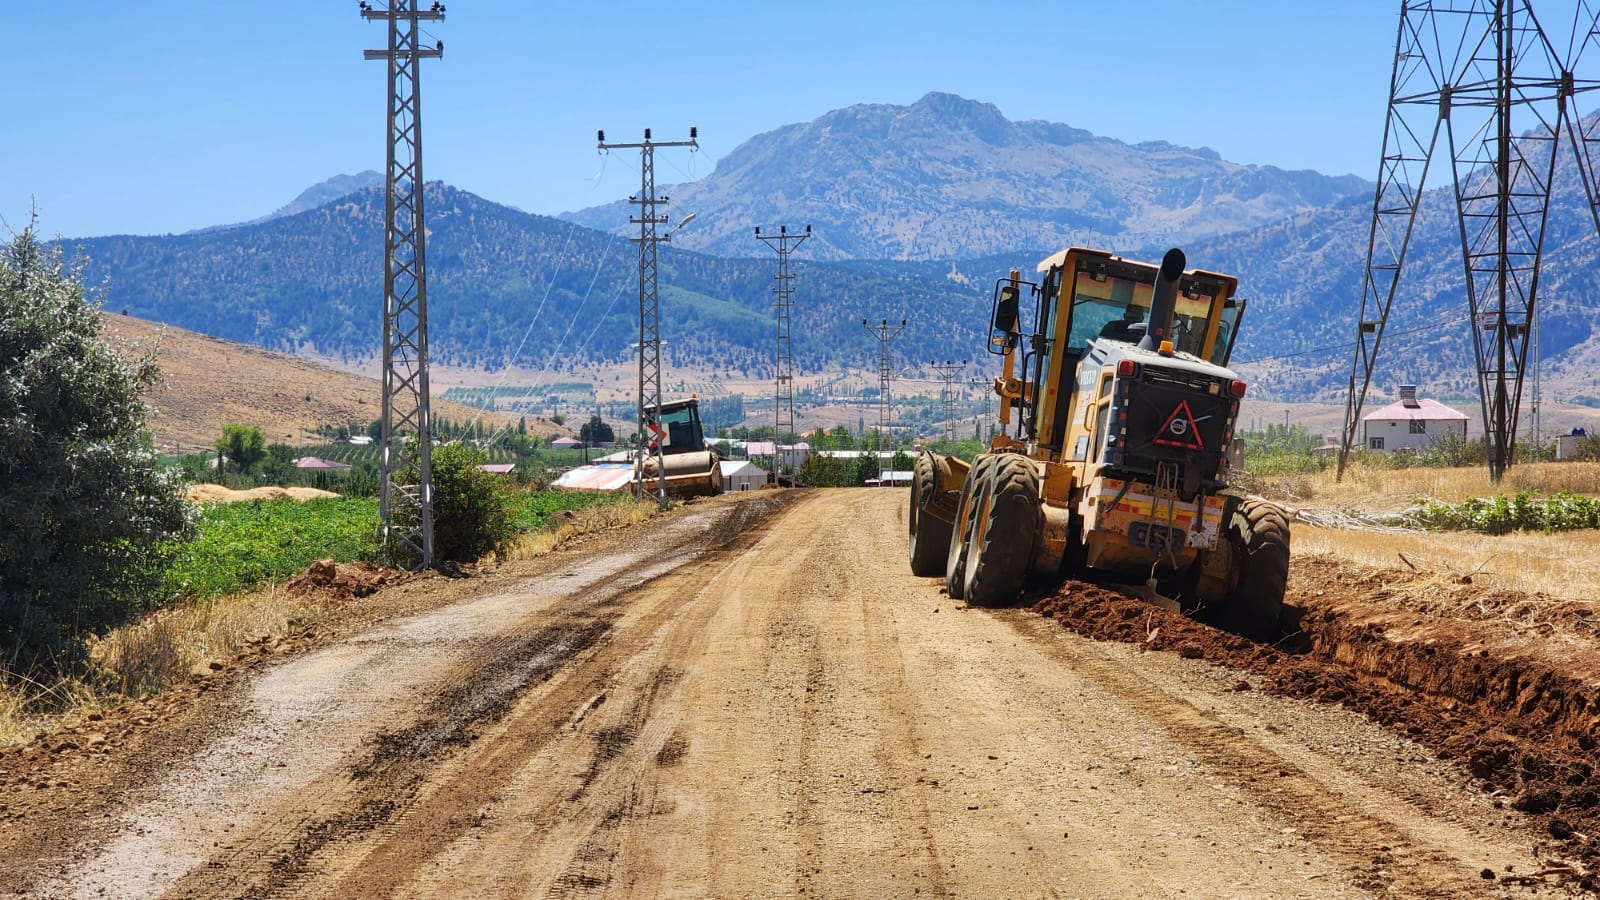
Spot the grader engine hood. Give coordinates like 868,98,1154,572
1101,352,1241,495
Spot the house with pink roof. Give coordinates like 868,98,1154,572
1360,386,1468,453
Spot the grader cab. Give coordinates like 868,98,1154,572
907,248,1289,639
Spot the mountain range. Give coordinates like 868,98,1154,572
565,92,1371,262
52,92,1600,410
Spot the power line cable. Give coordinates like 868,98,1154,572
1235,314,1474,365
481,234,626,444
464,220,584,430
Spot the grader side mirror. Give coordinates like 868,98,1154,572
993,284,1020,334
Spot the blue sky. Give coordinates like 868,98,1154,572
5,1,1407,238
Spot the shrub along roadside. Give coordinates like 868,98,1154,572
1,229,193,674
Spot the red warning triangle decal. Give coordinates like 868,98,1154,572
1154,400,1206,450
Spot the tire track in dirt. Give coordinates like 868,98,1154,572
297,496,794,897
375,495,821,897
1000,610,1497,897
49,494,795,899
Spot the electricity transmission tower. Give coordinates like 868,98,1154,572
755,224,810,470
361,0,444,569
862,319,906,447
970,377,994,440
1337,0,1600,482
596,127,698,505
929,359,968,443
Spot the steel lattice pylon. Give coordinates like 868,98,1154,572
362,1,443,568
862,319,906,448
596,128,698,506
929,360,968,444
755,224,810,472
1339,0,1600,481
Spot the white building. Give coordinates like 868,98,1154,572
719,460,767,492
1360,387,1468,453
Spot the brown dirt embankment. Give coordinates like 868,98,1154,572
1033,553,1600,889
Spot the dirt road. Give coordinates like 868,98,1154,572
2,490,1563,897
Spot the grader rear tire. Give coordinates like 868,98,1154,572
1225,498,1290,641
909,454,954,576
945,455,997,600
962,454,1040,607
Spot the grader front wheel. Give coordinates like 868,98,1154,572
1224,498,1290,641
909,454,953,576
962,455,1040,607
945,455,997,600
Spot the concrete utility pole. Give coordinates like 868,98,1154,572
361,0,444,570
929,360,968,443
596,127,698,506
862,319,906,448
755,224,810,472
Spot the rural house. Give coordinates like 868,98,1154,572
1360,386,1468,453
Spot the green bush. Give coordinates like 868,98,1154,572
1,229,192,671
797,453,851,486
425,443,517,565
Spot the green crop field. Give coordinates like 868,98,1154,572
165,497,380,601
505,490,626,532
166,489,632,602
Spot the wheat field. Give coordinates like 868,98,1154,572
1272,460,1600,601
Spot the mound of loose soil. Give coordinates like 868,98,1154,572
284,559,401,603
186,484,340,504
1031,554,1600,886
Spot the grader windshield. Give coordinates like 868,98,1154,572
1067,265,1238,365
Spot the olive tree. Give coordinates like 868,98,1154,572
0,228,192,672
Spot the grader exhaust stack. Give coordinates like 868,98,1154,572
1138,248,1186,352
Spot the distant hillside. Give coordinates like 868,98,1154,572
565,92,1370,261
102,313,525,451
63,184,986,380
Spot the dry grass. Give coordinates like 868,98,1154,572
1256,460,1600,511
0,675,102,747
1292,523,1600,601
505,498,658,560
88,587,329,698
2,587,333,747
1276,462,1600,602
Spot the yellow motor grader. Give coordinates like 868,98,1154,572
907,247,1289,639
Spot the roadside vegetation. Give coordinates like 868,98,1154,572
2,484,645,746
0,228,192,676
0,228,662,745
